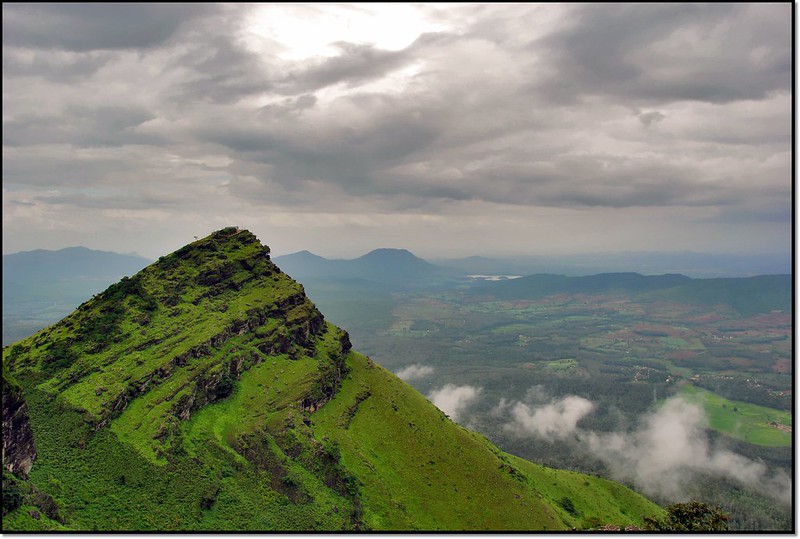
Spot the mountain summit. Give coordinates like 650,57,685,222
2,227,662,531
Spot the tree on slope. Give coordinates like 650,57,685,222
644,500,729,531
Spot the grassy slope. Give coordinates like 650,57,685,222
3,324,356,530
680,385,791,447
3,228,664,531
313,352,663,530
5,337,664,531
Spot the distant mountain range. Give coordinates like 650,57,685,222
471,272,791,317
3,245,791,345
3,246,150,297
2,247,151,345
432,251,791,279
274,248,442,286
276,248,791,281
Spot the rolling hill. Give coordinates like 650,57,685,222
432,251,791,278
274,248,442,286
473,272,791,316
2,228,663,531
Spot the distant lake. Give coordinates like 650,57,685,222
467,274,523,281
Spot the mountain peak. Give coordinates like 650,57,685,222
274,247,439,286
358,248,417,261
363,247,413,255
8,226,347,431
355,247,432,265
280,249,327,261
182,226,264,253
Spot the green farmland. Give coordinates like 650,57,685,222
680,385,791,447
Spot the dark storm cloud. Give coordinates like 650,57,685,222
167,31,446,104
2,3,213,51
294,94,317,110
176,5,787,215
380,153,741,209
534,3,791,104
533,156,736,208
456,4,548,48
253,95,319,124
637,111,665,127
3,105,160,148
200,92,444,193
167,34,277,105
2,49,114,82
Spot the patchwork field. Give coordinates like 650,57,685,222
308,278,792,531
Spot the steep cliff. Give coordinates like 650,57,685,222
2,364,36,476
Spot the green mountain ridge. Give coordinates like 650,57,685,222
2,227,663,531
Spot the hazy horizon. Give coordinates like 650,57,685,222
2,240,791,282
1,239,792,263
3,4,792,260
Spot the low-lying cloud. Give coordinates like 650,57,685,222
395,363,434,381
498,393,790,507
502,395,594,439
580,396,791,507
428,384,481,422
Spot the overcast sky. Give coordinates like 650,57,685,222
2,3,792,259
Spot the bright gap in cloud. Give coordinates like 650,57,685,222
244,4,449,59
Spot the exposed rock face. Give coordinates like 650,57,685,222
2,379,36,477
96,291,330,430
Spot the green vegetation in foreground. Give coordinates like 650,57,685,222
313,352,662,530
680,385,791,447
644,500,730,531
2,228,664,531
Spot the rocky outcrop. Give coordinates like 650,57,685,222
96,291,327,430
2,377,36,477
